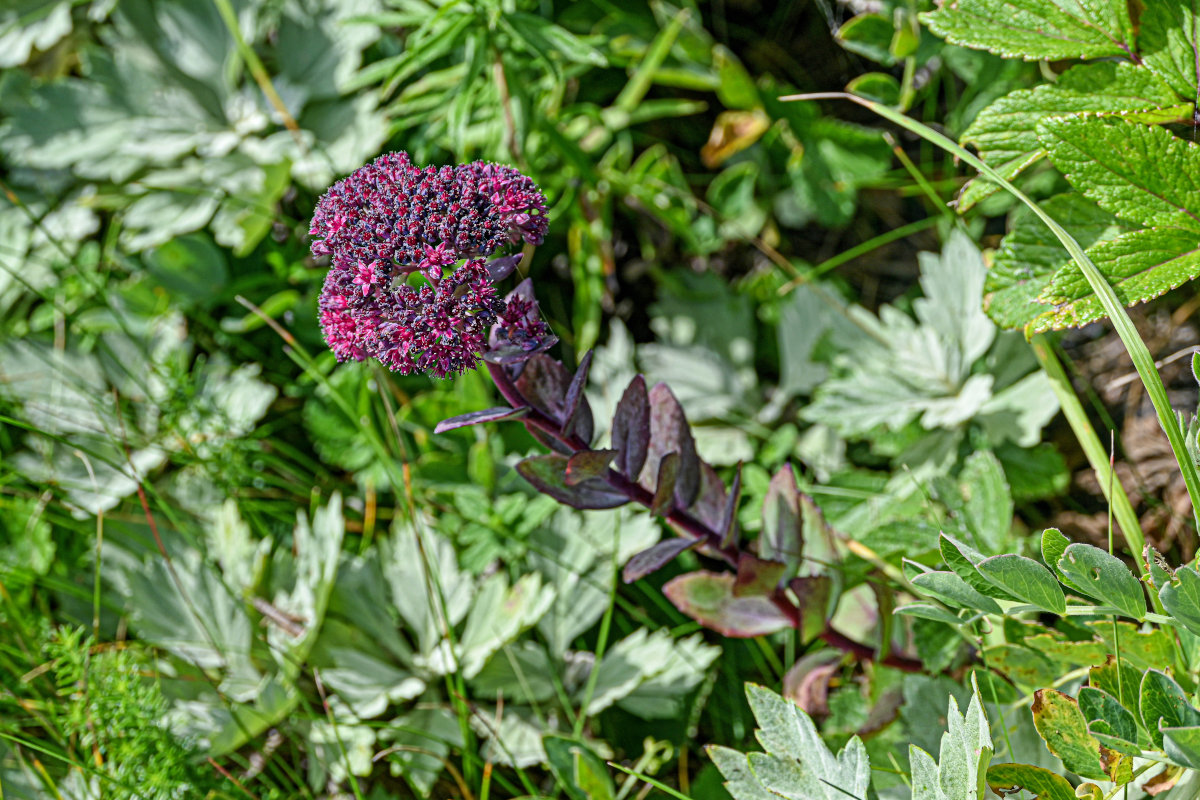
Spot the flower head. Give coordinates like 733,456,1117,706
309,151,548,272
311,153,552,378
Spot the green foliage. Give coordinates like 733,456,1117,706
8,0,1198,797
924,0,1200,332
0,625,228,799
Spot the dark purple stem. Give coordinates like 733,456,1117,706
486,361,924,673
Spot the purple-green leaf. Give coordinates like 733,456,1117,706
611,375,650,478
788,575,833,644
761,464,803,578
516,454,627,509
719,462,743,547
485,252,523,281
561,349,594,443
641,382,699,508
663,571,793,637
734,554,786,597
483,336,558,364
514,354,571,422
564,449,617,486
651,452,680,516
434,406,529,433
622,537,698,583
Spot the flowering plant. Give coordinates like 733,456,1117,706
309,152,554,378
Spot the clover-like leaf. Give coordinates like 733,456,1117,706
1157,564,1200,638
1056,542,1146,620
1032,689,1110,781
939,534,1015,601
910,568,1004,615
1140,669,1200,749
1078,686,1140,753
976,554,1065,615
986,764,1076,800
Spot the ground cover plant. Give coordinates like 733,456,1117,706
5,1,1200,799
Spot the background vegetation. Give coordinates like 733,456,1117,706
3,0,1200,798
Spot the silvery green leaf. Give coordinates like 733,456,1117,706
915,229,996,368
0,1,74,68
309,619,425,719
267,495,345,674
381,523,473,656
910,677,994,800
123,551,262,702
616,633,719,719
457,572,554,679
378,708,462,794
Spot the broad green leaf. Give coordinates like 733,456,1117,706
895,603,966,625
977,554,1065,614
1022,634,1108,668
920,0,1135,61
1033,225,1200,331
1140,669,1200,749
985,764,1076,800
582,629,702,716
1090,656,1142,715
1056,543,1146,620
940,534,1016,601
1038,116,1200,229
1031,689,1110,781
1140,0,1200,101
911,570,1004,614
1163,726,1200,769
614,633,719,719
457,572,553,679
958,450,1013,553
0,1,75,68
985,644,1060,689
707,746,776,800
268,495,346,676
846,72,901,105
984,193,1134,329
958,62,1187,212
1039,527,1088,594
662,571,793,637
1087,621,1173,671
1158,564,1200,638
1078,687,1140,750
836,13,896,64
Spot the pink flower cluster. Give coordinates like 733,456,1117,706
310,152,552,378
